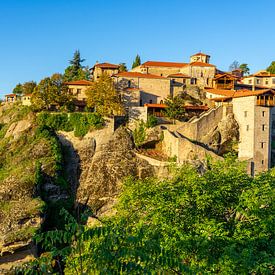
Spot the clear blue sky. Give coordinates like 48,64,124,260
0,0,274,98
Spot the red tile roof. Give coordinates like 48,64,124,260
209,88,275,100
190,61,216,67
23,94,32,97
113,72,167,79
141,61,188,68
214,73,238,80
144,103,209,110
192,52,209,57
5,94,17,97
144,103,167,108
94,62,119,69
167,73,191,78
64,80,93,86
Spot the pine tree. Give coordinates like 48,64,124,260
132,54,141,69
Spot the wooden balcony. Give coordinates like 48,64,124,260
257,98,275,106
215,83,234,89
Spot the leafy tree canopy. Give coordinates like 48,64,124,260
267,61,275,74
21,156,275,274
85,74,124,116
132,54,141,69
31,73,73,111
63,50,90,82
164,94,187,123
119,62,127,72
239,63,250,75
13,81,37,95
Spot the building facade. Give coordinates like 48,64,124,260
91,62,119,81
242,71,275,88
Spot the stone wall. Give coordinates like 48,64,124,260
175,106,224,141
162,129,220,163
115,76,171,104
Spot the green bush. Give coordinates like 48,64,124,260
133,120,146,147
145,115,158,128
36,112,104,138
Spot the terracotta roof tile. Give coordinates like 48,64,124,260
167,73,191,78
141,61,188,68
192,52,209,57
94,62,119,69
65,80,93,86
190,61,216,67
5,94,17,97
209,88,275,100
113,72,167,79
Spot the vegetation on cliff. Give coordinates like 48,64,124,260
0,104,74,265
18,155,275,274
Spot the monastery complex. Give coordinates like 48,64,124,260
4,52,275,175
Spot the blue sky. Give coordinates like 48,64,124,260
0,0,274,98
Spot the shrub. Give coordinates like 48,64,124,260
36,112,104,138
133,120,146,148
145,115,158,128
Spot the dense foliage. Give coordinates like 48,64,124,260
86,74,124,117
132,54,141,69
19,156,275,274
36,112,104,137
267,61,275,74
164,95,187,123
31,73,73,111
13,81,37,95
63,50,90,82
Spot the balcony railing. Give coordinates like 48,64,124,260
257,99,275,106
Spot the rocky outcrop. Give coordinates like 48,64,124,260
59,125,166,219
201,113,239,155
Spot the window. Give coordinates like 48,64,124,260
261,142,264,148
262,124,266,131
249,79,252,84
265,80,269,85
149,100,153,104
272,78,275,85
262,111,265,117
69,88,74,94
246,125,249,131
256,79,260,84
128,80,131,88
76,89,81,95
262,160,264,165
244,111,248,117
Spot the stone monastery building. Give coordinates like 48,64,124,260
4,52,275,175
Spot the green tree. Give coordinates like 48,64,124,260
26,156,274,274
13,81,37,95
31,73,72,111
239,63,250,75
267,61,275,74
132,54,141,69
12,83,24,95
63,50,90,82
164,95,186,123
119,62,127,72
86,74,124,116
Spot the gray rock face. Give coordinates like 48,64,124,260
202,113,239,155
76,127,154,216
